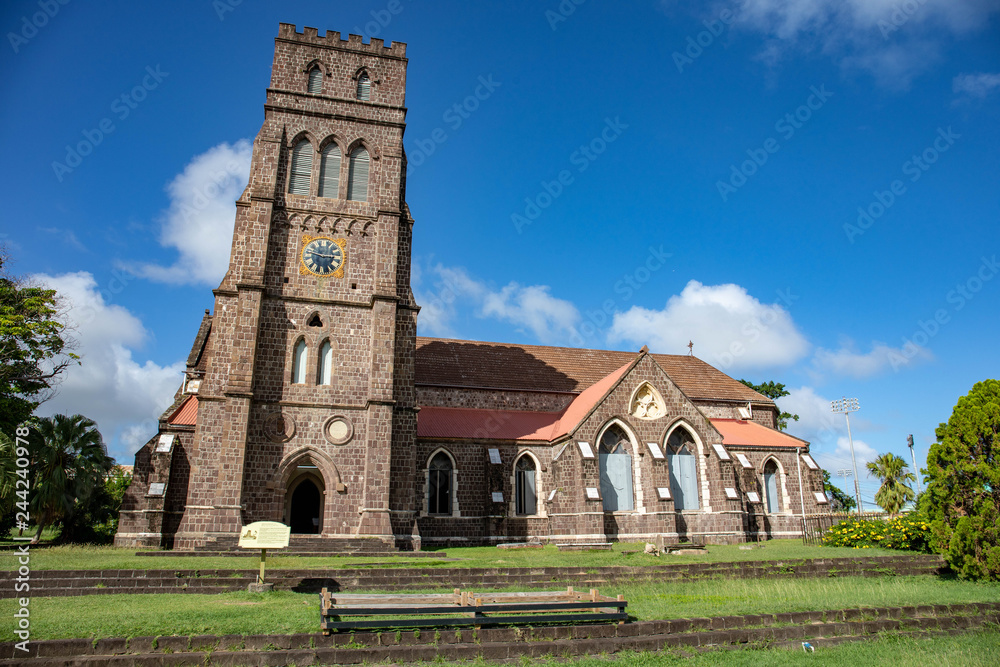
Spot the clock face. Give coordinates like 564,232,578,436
300,237,345,276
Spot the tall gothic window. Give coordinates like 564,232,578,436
428,452,453,515
347,147,369,201
515,455,537,516
667,427,700,510
288,140,313,195
356,71,370,100
291,339,308,384
318,143,341,198
764,459,782,513
318,340,333,386
308,67,322,94
598,425,634,511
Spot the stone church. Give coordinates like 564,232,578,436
115,24,828,551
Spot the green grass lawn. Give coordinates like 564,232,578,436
0,539,915,572
2,576,996,642
543,632,1000,666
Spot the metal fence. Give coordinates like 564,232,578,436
801,512,890,546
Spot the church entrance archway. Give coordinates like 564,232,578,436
287,474,324,534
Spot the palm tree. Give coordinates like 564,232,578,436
27,414,112,543
866,453,916,517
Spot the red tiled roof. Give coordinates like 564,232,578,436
415,337,768,402
418,362,632,442
168,396,198,426
417,406,561,442
711,419,809,449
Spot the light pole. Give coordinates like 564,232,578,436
907,434,921,495
831,397,863,513
836,468,853,512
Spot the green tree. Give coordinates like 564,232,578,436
27,414,113,543
0,433,19,537
738,379,800,431
924,379,1000,580
865,453,915,516
0,249,77,435
61,464,132,543
822,469,856,512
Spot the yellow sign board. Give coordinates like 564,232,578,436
238,521,291,549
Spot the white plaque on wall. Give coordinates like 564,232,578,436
724,487,739,499
548,489,557,501
491,492,504,502
746,492,761,503
712,444,731,461
646,442,665,459
578,442,595,459
814,491,829,504
656,487,671,500
735,453,753,469
155,435,175,453
801,454,819,470
147,482,166,496
488,448,501,464
585,487,600,500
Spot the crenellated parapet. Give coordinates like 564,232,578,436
277,23,406,58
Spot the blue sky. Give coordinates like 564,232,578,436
2,0,998,507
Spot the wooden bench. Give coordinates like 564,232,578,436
319,586,628,634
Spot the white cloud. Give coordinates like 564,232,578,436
811,339,932,378
608,280,809,371
32,272,184,462
414,264,582,343
953,72,1000,97
733,0,1000,87
777,385,841,442
133,141,252,286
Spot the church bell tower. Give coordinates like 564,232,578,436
169,24,418,548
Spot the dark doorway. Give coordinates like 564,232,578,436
289,478,322,534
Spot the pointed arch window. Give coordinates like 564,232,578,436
515,455,537,516
318,340,333,386
347,147,370,201
291,339,308,384
598,425,634,511
318,144,341,198
764,459,781,513
356,71,370,100
667,427,700,510
308,67,323,94
428,452,453,515
288,140,313,195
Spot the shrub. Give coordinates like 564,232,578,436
823,513,931,552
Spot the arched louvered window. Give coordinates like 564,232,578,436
318,340,333,386
515,455,537,516
308,67,323,94
598,425,634,511
318,144,341,198
356,72,370,100
292,339,308,384
288,140,313,195
667,427,700,510
347,147,370,201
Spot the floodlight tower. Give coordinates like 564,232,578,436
907,434,921,495
836,469,853,510
831,397,863,513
